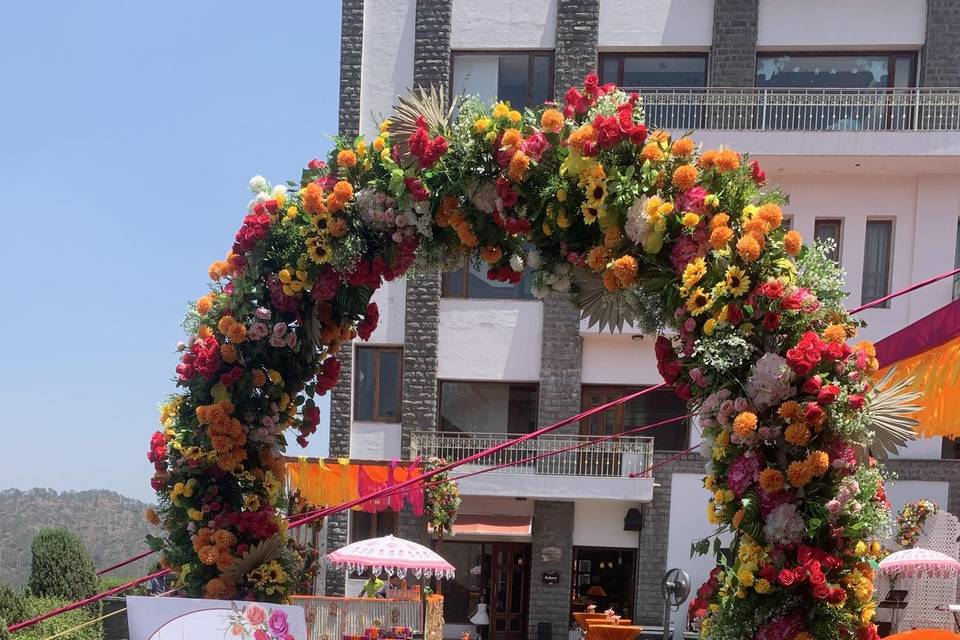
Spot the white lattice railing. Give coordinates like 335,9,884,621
631,87,960,132
410,431,655,478
292,596,423,640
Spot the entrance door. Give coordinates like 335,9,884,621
490,543,530,640
579,387,624,476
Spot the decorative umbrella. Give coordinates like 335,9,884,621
878,548,960,578
325,535,456,579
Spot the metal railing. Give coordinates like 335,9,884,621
410,431,655,478
292,596,423,640
630,87,960,131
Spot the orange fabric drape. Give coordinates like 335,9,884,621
876,333,960,438
285,459,424,513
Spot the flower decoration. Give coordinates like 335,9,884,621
896,499,939,548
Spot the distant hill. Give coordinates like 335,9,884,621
0,488,160,587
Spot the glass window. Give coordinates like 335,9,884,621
814,218,843,262
354,346,402,422
782,216,794,231
571,548,636,620
599,54,708,88
442,258,535,299
439,382,539,435
581,386,688,451
349,509,398,543
452,52,554,109
862,220,893,308
756,54,915,89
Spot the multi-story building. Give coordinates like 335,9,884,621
327,1,960,638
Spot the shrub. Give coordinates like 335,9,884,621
11,596,101,640
0,584,30,624
28,528,98,601
98,575,147,597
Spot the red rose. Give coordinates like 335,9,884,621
675,383,693,400
628,124,648,145
726,304,744,326
759,564,778,582
786,348,813,376
654,335,675,361
778,569,796,587
564,86,582,107
762,312,781,331
581,139,599,156
593,114,622,149
307,158,325,170
808,571,826,587
802,375,822,394
584,72,600,96
793,567,807,583
817,384,840,405
812,582,831,600
760,280,784,299
858,625,881,640
750,160,766,185
848,394,866,410
827,587,847,605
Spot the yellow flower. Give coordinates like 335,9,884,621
379,119,391,133
686,287,712,316
306,235,330,264
704,318,717,335
861,600,877,624
557,211,571,229
188,508,204,521
704,475,716,490
556,189,567,203
268,369,283,385
492,102,510,119
855,541,868,556
583,177,607,206
725,266,751,297
737,568,754,587
704,194,720,208
754,579,771,594
581,201,601,225
707,501,719,524
681,212,700,228
373,136,386,151
474,117,490,133
508,110,522,123
682,257,707,290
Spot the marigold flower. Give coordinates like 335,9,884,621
672,164,698,190
671,137,695,156
586,245,609,272
784,422,811,446
736,234,762,262
715,149,741,172
700,149,719,169
782,229,803,256
204,578,236,600
603,226,623,249
302,182,326,215
807,450,830,476
220,343,238,364
480,246,503,264
196,294,214,315
709,213,730,230
823,323,847,343
640,142,664,162
681,212,700,228
328,217,348,238
758,468,785,493
474,117,490,133
508,150,531,181
568,124,596,151
197,325,213,340
743,217,771,237
787,461,813,487
508,110,522,123
602,270,620,292
337,149,357,168
733,412,758,438
757,203,784,229
251,369,267,388
145,507,160,525
710,225,734,250
609,255,638,288
502,128,522,149
540,108,565,133
779,400,801,421
208,260,228,281
332,180,354,203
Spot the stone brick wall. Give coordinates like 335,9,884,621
709,0,759,87
529,501,576,640
324,511,350,596
554,0,600,95
339,0,364,137
328,342,353,458
634,453,706,626
886,458,960,516
414,0,452,88
401,271,442,452
537,293,584,434
921,0,960,87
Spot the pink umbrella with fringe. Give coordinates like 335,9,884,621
879,548,960,578
325,535,455,579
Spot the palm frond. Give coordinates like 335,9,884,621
222,535,283,583
864,366,922,458
391,84,459,151
569,269,639,333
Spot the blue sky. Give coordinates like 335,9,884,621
0,2,340,502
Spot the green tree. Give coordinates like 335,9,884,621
28,528,98,601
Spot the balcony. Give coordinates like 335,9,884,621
409,431,656,502
634,87,960,132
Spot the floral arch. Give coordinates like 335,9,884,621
149,74,913,640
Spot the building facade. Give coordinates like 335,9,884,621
329,1,960,638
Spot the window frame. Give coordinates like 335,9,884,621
861,217,895,309
754,51,918,89
349,509,399,544
813,218,844,263
580,384,689,451
449,50,555,108
441,256,536,300
354,345,404,423
437,380,540,435
598,52,710,88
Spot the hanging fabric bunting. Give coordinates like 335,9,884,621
285,458,424,514
875,298,960,438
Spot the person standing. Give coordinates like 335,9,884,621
470,595,489,640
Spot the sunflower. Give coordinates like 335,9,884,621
681,257,707,291
725,266,751,297
311,210,331,233
686,287,713,316
584,177,607,206
305,235,330,264
581,201,601,225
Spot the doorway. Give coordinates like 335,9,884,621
490,543,530,640
570,547,637,620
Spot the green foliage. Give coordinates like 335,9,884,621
28,528,98,601
0,584,30,625
11,596,101,640
97,575,147,597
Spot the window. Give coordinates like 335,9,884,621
355,346,402,422
451,52,553,109
571,548,636,620
862,220,893,308
349,509,398,543
756,53,916,89
581,386,688,451
782,216,793,231
814,218,843,262
599,54,708,88
442,259,535,299
439,382,539,435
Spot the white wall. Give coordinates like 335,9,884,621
437,299,543,381
451,0,556,49
574,501,643,548
581,334,663,385
758,0,926,49
359,0,416,138
599,0,714,49
350,421,402,460
665,474,731,635
886,479,950,516
368,279,406,344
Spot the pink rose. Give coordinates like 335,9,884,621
245,604,267,626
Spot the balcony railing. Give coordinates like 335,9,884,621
630,87,960,132
410,431,655,478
